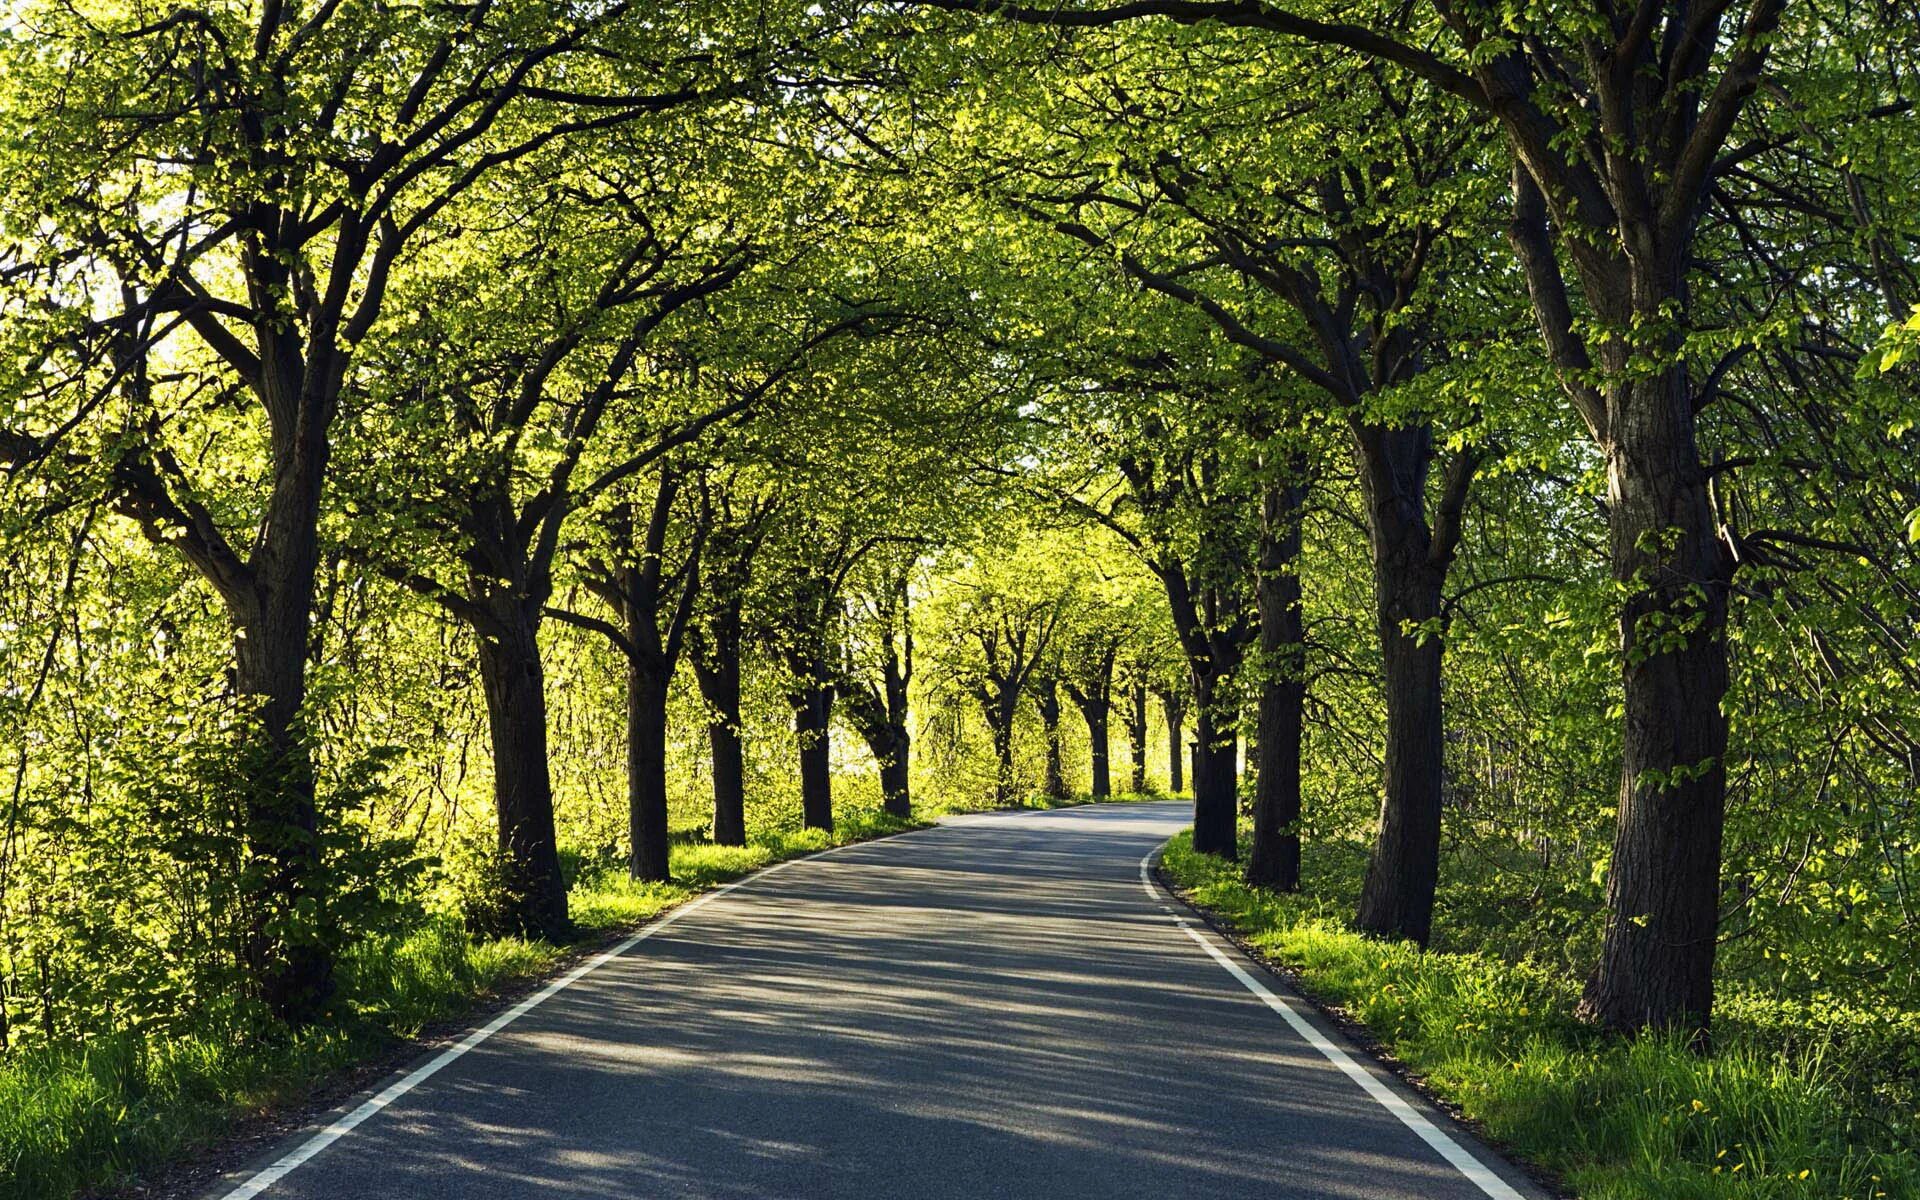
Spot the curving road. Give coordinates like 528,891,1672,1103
203,802,1547,1200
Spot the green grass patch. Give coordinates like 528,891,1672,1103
1159,833,1920,1200
1,810,925,1200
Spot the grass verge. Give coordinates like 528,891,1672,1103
1158,831,1919,1200
3,811,924,1200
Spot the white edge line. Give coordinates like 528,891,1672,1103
1138,848,1528,1200
215,833,915,1200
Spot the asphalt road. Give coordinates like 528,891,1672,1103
205,801,1548,1200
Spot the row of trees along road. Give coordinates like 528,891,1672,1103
876,0,1920,1044
0,0,1916,1141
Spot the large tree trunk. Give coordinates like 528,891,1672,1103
474,611,570,942
230,574,333,1023
851,716,910,819
1076,698,1111,797
1190,678,1238,858
844,679,911,819
626,660,672,883
1248,480,1306,891
1354,542,1448,944
793,678,834,833
1579,367,1731,1041
879,752,910,819
708,717,746,846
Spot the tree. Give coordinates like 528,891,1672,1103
976,29,1498,938
930,542,1069,805
1247,455,1311,891
1062,631,1120,799
688,477,780,847
1118,668,1150,795
0,0,750,1017
1154,676,1189,795
1031,650,1073,801
913,0,1819,1036
557,468,706,883
840,551,920,818
337,140,770,933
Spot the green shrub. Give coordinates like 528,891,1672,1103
0,814,925,1198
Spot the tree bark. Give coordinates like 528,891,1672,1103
844,679,911,819
626,661,672,883
1353,534,1448,944
693,609,748,847
1506,157,1740,1038
708,717,747,846
879,754,910,819
474,610,570,942
878,654,911,819
1160,691,1186,794
1247,478,1306,891
229,579,333,1022
114,341,341,1022
980,690,1020,806
792,677,834,833
1122,680,1149,794
1578,366,1732,1041
1035,678,1067,799
1081,700,1111,797
1066,646,1116,799
1190,685,1239,858
1150,558,1250,860
575,476,704,886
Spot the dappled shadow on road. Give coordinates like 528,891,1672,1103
258,804,1490,1200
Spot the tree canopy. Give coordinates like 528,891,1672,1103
2,0,1918,1194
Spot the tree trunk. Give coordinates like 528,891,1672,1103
1123,681,1148,794
474,612,570,942
845,681,911,819
1036,681,1067,799
879,751,910,819
1076,699,1111,797
694,613,747,847
708,717,746,846
1162,693,1186,794
855,717,911,820
983,693,1019,806
793,679,834,833
1248,480,1306,891
230,580,334,1023
626,661,672,883
1579,367,1731,1042
1190,682,1238,858
880,664,911,819
1354,542,1447,944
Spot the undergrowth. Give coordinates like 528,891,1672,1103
0,810,922,1200
1159,832,1920,1200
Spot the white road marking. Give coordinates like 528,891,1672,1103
215,839,892,1200
1138,850,1528,1200
221,807,1521,1200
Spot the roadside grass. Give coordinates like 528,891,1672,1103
1,809,923,1200
1159,832,1920,1200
